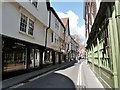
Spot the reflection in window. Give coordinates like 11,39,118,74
28,19,34,36
3,42,26,72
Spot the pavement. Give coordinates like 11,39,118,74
55,59,104,89
78,60,104,89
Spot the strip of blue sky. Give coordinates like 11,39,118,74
50,0,85,2
51,1,84,27
51,1,85,45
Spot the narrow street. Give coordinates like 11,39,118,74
6,60,82,89
1,1,120,89
5,59,103,89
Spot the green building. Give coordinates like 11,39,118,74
85,1,120,89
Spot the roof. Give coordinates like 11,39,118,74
61,18,69,26
49,7,65,29
61,18,71,36
46,1,65,29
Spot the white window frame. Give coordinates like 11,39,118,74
20,13,34,36
28,19,34,36
20,14,28,33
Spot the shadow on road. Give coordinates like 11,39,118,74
13,73,76,90
57,60,78,70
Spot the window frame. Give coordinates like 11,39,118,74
28,19,34,36
20,14,28,33
20,13,34,37
55,19,59,30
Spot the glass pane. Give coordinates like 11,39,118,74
3,41,26,72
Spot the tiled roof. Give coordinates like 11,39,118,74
61,18,69,26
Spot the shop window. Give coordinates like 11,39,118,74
3,42,26,72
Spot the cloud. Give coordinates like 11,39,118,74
57,10,79,35
57,10,85,46
77,24,85,46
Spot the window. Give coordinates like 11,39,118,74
20,14,28,32
28,19,34,36
55,34,57,43
51,32,54,42
55,19,59,30
20,13,34,36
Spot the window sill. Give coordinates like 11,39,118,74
19,31,34,39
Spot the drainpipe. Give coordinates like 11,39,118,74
45,10,51,49
43,10,51,64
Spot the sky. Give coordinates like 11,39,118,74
50,1,85,46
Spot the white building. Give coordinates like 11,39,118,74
44,7,66,65
2,0,74,78
2,1,49,73
61,18,71,61
70,36,79,60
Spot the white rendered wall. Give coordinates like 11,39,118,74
2,2,47,46
17,1,48,26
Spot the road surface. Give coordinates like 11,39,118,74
10,60,84,89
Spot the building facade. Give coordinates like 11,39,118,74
84,0,120,88
70,36,79,60
61,18,79,61
1,0,80,79
61,18,71,61
44,7,66,65
1,1,79,79
2,1,49,77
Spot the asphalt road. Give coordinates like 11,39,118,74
11,60,83,89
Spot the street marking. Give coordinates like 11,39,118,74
77,61,85,89
9,83,24,88
80,63,82,86
77,65,80,86
77,62,82,86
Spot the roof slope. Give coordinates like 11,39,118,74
61,18,69,26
